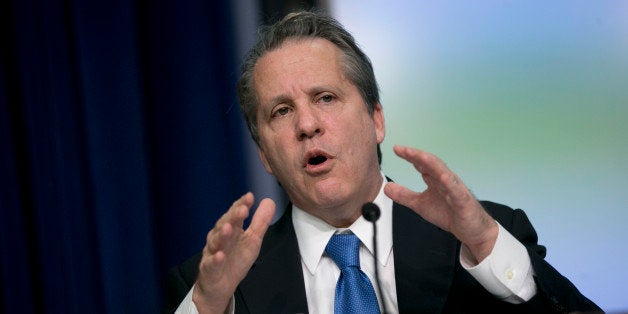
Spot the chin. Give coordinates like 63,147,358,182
290,176,356,210
310,182,352,208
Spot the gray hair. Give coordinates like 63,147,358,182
237,11,380,145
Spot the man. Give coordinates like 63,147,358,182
165,11,601,313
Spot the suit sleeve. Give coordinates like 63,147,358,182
482,201,603,313
162,253,202,314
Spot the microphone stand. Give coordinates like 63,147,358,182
362,202,387,314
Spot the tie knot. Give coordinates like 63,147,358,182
325,233,361,269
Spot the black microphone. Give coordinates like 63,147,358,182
362,202,381,222
362,202,387,313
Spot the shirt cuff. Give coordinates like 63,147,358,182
175,286,199,314
460,221,537,303
174,284,235,314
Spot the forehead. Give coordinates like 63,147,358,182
252,38,347,100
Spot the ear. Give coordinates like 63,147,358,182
373,103,386,144
257,147,274,175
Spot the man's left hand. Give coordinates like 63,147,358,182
384,145,498,264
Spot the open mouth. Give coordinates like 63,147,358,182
308,155,328,166
303,150,332,169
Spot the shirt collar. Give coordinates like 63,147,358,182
292,172,394,275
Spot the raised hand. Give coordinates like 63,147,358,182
192,192,276,313
384,145,498,263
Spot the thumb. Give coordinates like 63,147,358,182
384,182,419,209
248,198,276,238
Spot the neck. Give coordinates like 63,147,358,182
303,173,383,228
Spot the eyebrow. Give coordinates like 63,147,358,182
309,85,338,96
268,94,292,107
265,84,344,108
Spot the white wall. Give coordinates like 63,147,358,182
331,1,628,311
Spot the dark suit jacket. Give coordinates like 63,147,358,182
164,201,601,313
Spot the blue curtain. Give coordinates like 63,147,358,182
1,0,250,312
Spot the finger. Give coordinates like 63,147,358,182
206,221,235,254
384,182,421,209
392,145,430,173
197,249,227,285
247,198,276,240
224,192,255,229
393,145,449,178
215,196,259,254
394,145,468,200
206,193,254,253
201,247,226,271
216,192,254,227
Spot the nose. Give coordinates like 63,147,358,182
295,105,323,141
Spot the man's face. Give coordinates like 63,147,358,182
252,38,385,225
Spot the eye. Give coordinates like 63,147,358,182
317,94,335,103
272,106,291,118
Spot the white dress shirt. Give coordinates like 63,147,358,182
176,172,537,313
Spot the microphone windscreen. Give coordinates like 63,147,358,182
361,202,381,222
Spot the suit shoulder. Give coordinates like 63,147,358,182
479,200,529,227
479,200,515,214
168,252,201,288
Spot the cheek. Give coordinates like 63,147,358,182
339,120,375,157
353,117,377,142
262,137,295,168
355,119,380,159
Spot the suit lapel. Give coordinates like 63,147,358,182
236,207,309,314
235,202,460,313
393,202,458,313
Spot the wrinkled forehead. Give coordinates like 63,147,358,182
252,38,348,99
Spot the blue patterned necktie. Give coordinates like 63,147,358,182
325,233,381,314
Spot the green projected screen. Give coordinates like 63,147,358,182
331,1,628,311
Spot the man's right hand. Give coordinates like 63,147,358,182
192,192,276,313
